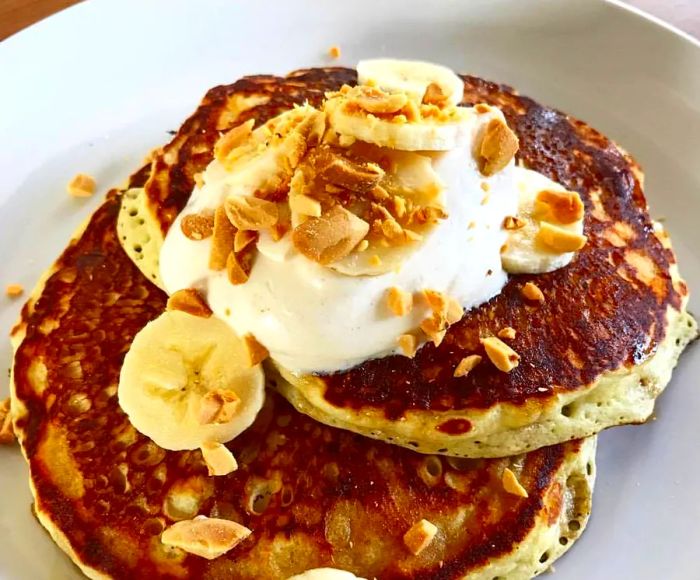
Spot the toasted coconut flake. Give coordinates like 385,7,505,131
0,398,15,444
502,467,529,498
292,205,369,265
478,118,519,176
497,326,517,340
181,211,215,240
201,442,238,476
403,519,438,556
198,389,241,425
481,336,520,372
315,148,384,193
161,516,251,560
289,194,322,218
243,334,269,367
503,215,526,230
397,333,419,358
234,230,258,253
386,287,413,317
225,196,279,231
5,283,24,298
214,119,255,162
537,222,587,252
453,355,482,378
67,173,96,197
534,189,584,224
521,282,545,302
210,207,236,271
167,289,212,318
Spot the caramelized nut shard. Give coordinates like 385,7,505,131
537,222,587,252
198,389,241,425
478,118,519,176
315,149,385,193
167,289,212,318
292,205,370,265
350,86,409,115
5,284,24,297
503,215,526,230
534,189,584,224
403,519,438,556
502,467,529,498
397,333,419,358
0,398,15,445
181,212,215,240
386,287,413,317
224,196,279,231
161,516,251,560
243,334,269,367
67,173,96,197
201,442,238,476
210,207,237,271
289,194,322,218
497,326,516,340
521,282,545,302
453,355,482,378
481,336,520,372
214,119,255,162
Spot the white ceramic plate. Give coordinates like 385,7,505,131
1,1,698,578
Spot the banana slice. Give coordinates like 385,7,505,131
501,168,586,274
357,58,464,106
118,310,265,451
324,86,473,151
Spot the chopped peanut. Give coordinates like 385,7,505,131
386,287,413,316
356,240,369,252
423,289,447,316
243,334,269,366
328,45,341,59
502,467,529,498
289,194,322,218
403,519,438,556
534,189,584,224
474,103,491,114
397,333,419,358
167,289,212,318
201,442,238,476
233,230,258,253
497,326,516,340
161,516,251,560
314,148,384,193
478,118,519,176
210,207,236,271
0,398,15,445
226,251,251,285
214,119,255,162
454,355,482,378
198,389,240,425
67,173,96,197
503,215,526,230
420,313,447,347
5,284,23,298
225,196,279,231
181,211,215,240
481,336,520,372
349,86,408,115
422,83,448,106
368,254,382,267
445,297,463,325
537,222,587,252
521,282,545,302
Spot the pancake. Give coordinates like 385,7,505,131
112,66,695,458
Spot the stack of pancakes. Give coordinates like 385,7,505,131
9,68,696,579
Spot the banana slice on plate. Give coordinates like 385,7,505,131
501,168,586,274
118,310,265,451
357,58,465,106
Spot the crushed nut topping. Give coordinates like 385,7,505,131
474,103,491,114
200,442,238,476
521,282,545,302
537,222,587,252
453,354,482,378
328,45,341,59
161,516,251,560
349,86,409,115
67,173,96,197
214,119,255,163
420,313,447,347
292,205,369,265
167,289,212,318
497,326,516,340
478,118,519,177
503,215,526,230
5,284,24,298
502,467,529,498
386,287,413,316
209,207,237,271
481,336,520,372
397,333,419,358
422,290,462,325
403,519,438,556
289,194,322,218
198,389,241,425
314,147,385,193
0,398,15,445
534,189,584,224
225,196,279,231
226,250,253,285
243,334,269,367
233,230,258,253
181,211,215,240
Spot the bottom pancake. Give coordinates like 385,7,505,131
10,196,596,579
